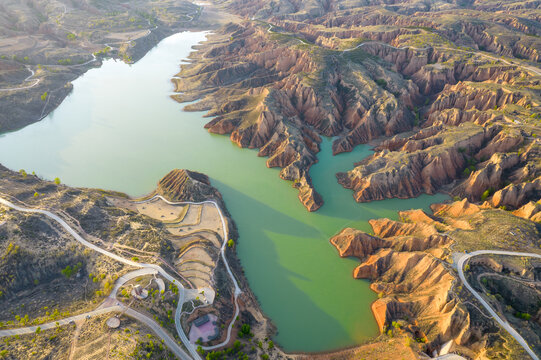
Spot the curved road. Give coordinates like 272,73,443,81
0,267,192,359
0,196,201,360
0,67,40,92
457,250,541,360
0,193,242,357
133,195,242,351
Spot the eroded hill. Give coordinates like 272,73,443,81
0,0,202,133
0,166,279,360
174,0,541,214
330,199,541,359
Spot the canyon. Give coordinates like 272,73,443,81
174,1,541,214
331,199,541,358
0,0,540,359
168,0,541,358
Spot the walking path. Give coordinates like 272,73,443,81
133,195,241,351
0,192,242,358
456,250,541,360
0,67,40,92
0,266,191,358
0,196,200,360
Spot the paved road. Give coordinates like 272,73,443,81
134,195,241,351
0,196,199,360
0,306,123,337
0,67,40,92
71,54,97,68
0,194,241,357
0,268,192,360
457,250,541,360
108,268,158,300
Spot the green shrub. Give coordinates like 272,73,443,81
239,323,252,338
515,312,531,320
375,78,387,88
480,189,491,201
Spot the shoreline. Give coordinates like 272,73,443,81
0,0,235,136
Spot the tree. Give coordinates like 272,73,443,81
41,92,48,101
375,78,387,88
54,177,61,185
267,340,274,350
227,239,235,248
239,323,251,338
33,192,39,198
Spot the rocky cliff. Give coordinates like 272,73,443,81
173,22,422,211
174,0,541,214
330,209,470,355
330,200,541,358
156,169,222,203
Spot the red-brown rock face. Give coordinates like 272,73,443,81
173,22,419,211
330,228,388,259
157,169,221,203
330,212,468,350
336,123,496,202
491,177,541,209
173,3,541,216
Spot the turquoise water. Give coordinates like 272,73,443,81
0,32,448,352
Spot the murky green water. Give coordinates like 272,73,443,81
0,32,447,352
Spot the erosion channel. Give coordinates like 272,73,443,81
0,31,447,353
